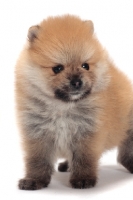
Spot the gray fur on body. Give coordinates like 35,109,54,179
20,79,101,160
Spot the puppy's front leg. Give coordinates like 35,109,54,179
19,137,54,190
70,138,98,189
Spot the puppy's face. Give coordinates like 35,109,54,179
27,15,109,102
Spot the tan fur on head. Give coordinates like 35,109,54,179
15,15,133,190
28,15,99,67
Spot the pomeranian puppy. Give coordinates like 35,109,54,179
15,15,133,190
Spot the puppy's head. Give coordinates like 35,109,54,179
27,15,110,102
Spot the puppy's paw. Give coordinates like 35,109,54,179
58,161,69,172
120,160,133,174
70,176,97,189
18,178,50,190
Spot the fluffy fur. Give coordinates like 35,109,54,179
15,15,133,190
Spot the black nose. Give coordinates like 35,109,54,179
70,78,82,89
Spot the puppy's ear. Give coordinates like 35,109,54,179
84,20,94,34
28,25,40,42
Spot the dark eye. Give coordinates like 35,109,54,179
52,65,64,74
82,63,89,70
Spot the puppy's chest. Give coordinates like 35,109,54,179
43,103,96,143
25,98,97,149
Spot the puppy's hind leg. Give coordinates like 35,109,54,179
58,161,69,172
118,129,133,173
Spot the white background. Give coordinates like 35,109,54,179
0,0,133,199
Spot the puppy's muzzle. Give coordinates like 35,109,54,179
70,77,82,90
